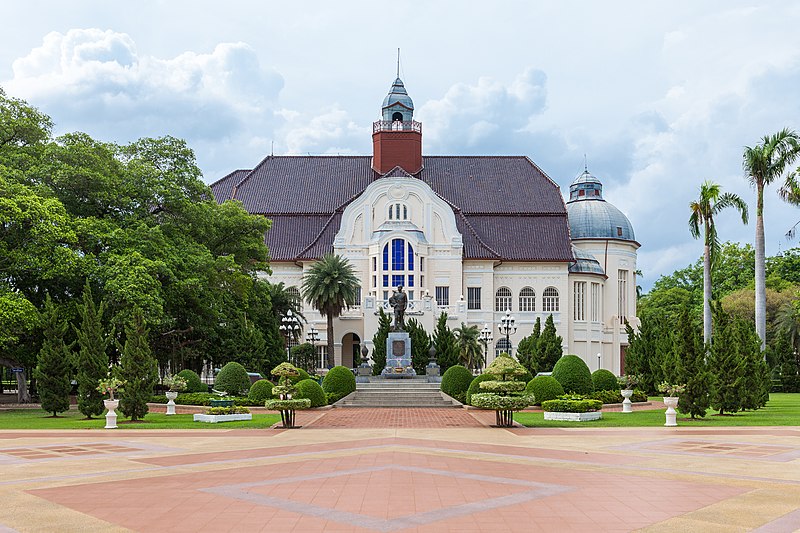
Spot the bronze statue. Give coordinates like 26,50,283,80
388,285,408,331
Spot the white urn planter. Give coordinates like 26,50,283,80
663,396,679,427
104,399,119,429
621,389,633,413
165,391,178,415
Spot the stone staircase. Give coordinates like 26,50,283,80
335,377,461,408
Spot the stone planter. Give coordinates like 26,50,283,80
165,391,179,415
103,399,119,429
663,396,679,427
193,413,253,423
621,389,633,413
543,411,602,422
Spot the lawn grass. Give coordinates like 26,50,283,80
514,392,800,428
0,409,281,430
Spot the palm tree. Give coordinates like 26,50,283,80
453,323,482,371
743,128,800,350
301,254,359,368
776,302,800,358
266,281,304,328
689,181,748,344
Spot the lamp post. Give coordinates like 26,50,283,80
498,308,516,356
306,326,320,369
479,323,493,371
279,309,301,363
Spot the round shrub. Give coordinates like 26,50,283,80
516,368,534,384
441,365,474,404
177,369,206,393
322,365,356,399
214,362,251,396
248,379,275,403
289,367,312,384
466,373,495,405
552,355,593,395
295,379,327,407
591,369,620,393
526,375,564,405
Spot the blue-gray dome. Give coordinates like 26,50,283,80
566,170,636,241
381,78,414,122
569,246,605,275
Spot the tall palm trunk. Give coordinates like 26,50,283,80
702,242,712,345
326,314,335,369
755,186,766,352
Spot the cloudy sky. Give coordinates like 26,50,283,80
2,1,799,290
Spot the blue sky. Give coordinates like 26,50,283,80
2,1,799,290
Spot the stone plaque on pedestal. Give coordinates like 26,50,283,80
382,331,415,378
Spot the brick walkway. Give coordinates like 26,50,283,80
303,408,487,428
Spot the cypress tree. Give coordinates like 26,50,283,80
371,308,391,375
708,312,745,415
737,319,770,410
34,296,72,417
770,331,799,392
536,314,563,372
673,306,710,418
406,318,431,375
516,317,541,375
625,315,669,393
73,284,109,418
118,309,158,421
432,312,459,373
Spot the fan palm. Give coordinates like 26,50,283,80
266,281,304,333
743,128,800,350
454,323,482,371
689,181,748,344
301,254,359,368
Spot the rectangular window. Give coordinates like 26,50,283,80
407,275,414,287
383,275,388,287
409,290,414,300
420,275,425,287
420,257,425,271
372,275,376,288
573,282,586,322
392,239,405,270
372,257,377,272
392,275,404,287
618,270,628,323
408,245,414,271
354,287,361,306
467,287,482,310
591,282,600,322
383,290,388,301
435,286,450,307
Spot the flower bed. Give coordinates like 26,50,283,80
193,405,252,423
543,411,602,422
541,397,602,413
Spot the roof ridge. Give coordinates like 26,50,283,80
456,211,501,259
208,169,249,189
296,211,340,259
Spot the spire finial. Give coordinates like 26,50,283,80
584,154,588,172
397,48,400,78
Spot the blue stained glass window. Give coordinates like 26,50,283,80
392,275,404,287
408,243,414,271
382,244,388,270
382,275,388,287
392,239,404,270
408,275,414,287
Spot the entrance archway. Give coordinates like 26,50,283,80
340,333,361,368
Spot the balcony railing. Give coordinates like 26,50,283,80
373,120,422,134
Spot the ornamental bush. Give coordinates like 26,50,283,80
588,389,623,404
541,398,602,413
177,369,206,393
591,369,620,393
466,373,496,405
552,355,593,395
470,393,532,410
441,365,474,404
525,375,564,405
214,362,251,396
248,379,276,403
289,367,311,384
322,366,356,399
479,380,526,393
295,379,327,407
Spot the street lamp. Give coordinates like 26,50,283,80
306,326,320,369
498,308,516,356
279,309,301,362
479,323,493,371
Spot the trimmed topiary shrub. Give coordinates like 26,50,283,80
248,379,275,403
516,369,534,384
441,365,474,404
526,375,564,406
322,365,356,399
541,397,602,413
588,389,623,404
466,373,495,405
289,367,312,384
295,379,327,408
591,369,620,393
214,362,251,396
177,369,206,393
552,355,593,395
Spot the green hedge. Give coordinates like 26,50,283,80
215,362,251,396
552,355,593,395
470,393,533,410
265,398,311,410
322,366,356,399
526,375,564,405
295,379,327,407
248,379,275,403
466,373,495,405
176,369,206,393
149,392,263,406
591,369,619,392
588,389,623,404
441,365,474,404
479,380,526,393
541,398,602,413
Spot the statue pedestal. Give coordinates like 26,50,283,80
382,331,415,379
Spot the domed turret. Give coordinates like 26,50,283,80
566,169,635,241
382,78,414,122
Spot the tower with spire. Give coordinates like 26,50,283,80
372,68,423,174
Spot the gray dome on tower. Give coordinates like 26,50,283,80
566,169,636,242
381,78,414,122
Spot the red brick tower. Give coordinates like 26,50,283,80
372,77,423,174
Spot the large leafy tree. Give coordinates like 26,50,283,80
301,254,359,368
454,323,482,371
743,129,800,350
34,296,72,416
688,181,748,344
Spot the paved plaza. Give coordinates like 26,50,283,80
1,409,799,532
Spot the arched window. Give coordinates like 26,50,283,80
495,338,512,358
381,238,415,301
287,286,302,311
542,287,560,313
387,203,408,221
519,287,535,312
392,111,403,122
495,287,512,312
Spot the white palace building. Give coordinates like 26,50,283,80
211,76,640,374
